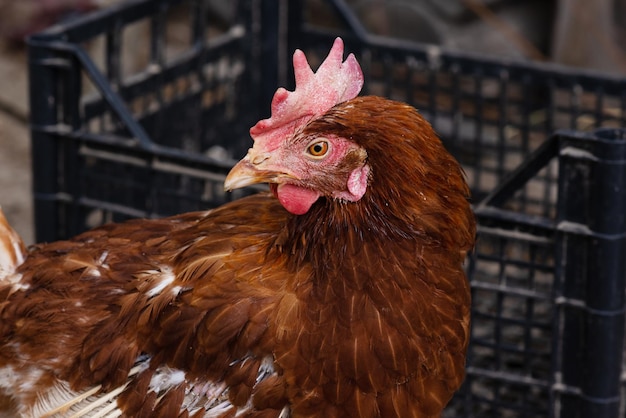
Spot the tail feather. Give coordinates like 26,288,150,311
0,207,26,278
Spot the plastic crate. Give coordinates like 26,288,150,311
26,1,626,417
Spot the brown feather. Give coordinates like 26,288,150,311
117,368,155,416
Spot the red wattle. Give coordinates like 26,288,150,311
276,184,320,215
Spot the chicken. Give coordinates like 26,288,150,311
0,38,475,417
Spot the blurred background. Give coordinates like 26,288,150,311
1,0,626,245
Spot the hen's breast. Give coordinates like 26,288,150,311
268,223,471,418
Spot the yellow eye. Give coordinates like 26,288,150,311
307,140,329,157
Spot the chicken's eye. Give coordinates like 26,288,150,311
307,140,329,158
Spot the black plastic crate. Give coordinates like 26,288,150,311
26,1,626,417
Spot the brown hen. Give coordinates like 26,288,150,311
0,38,474,417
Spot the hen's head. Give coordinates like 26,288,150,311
225,38,368,215
225,38,473,249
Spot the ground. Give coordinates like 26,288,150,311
0,42,33,245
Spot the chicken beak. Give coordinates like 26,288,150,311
224,151,291,191
224,159,263,191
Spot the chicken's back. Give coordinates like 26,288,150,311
0,193,296,417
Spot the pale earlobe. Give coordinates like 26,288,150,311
346,164,370,201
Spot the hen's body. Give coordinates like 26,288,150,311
2,196,289,416
0,53,474,417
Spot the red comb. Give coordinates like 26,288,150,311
249,38,364,149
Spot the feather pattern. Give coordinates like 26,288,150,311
0,207,25,279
